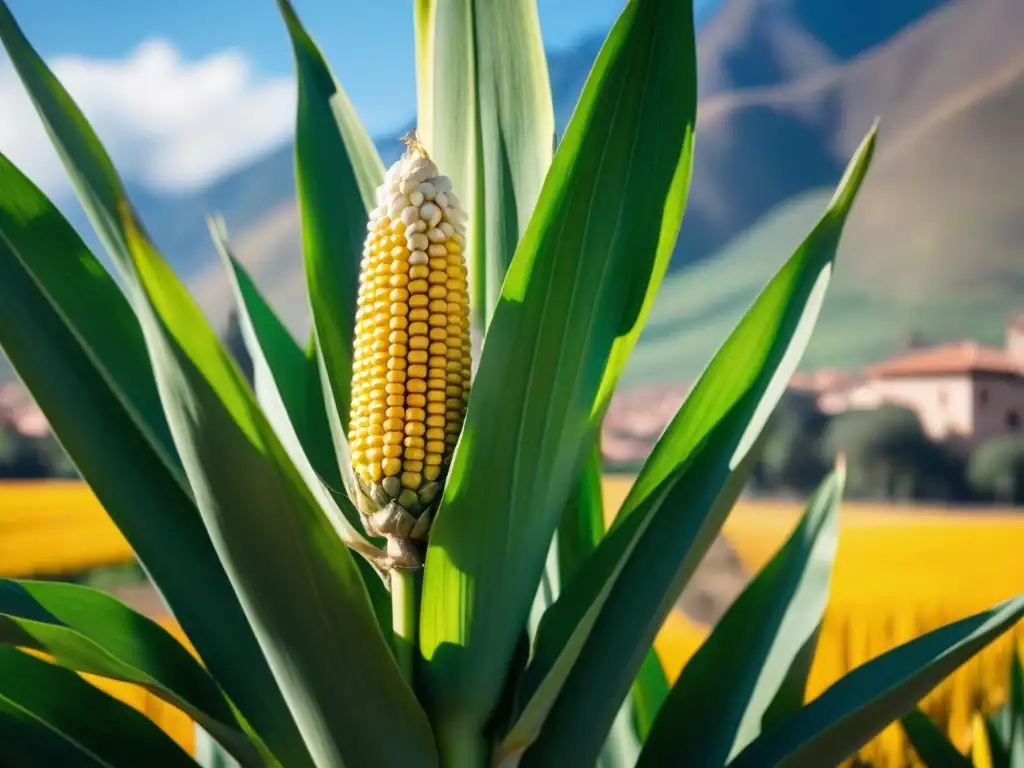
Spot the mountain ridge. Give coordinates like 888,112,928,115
5,0,1024,389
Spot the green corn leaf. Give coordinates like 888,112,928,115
561,452,664,762
195,725,242,768
637,463,845,768
1008,650,1024,765
984,710,1013,768
900,708,973,767
631,649,670,742
207,215,344,508
583,468,670,751
419,0,697,745
209,218,377,546
983,654,1020,767
413,0,436,139
729,594,1024,768
210,217,392,639
302,336,344,491
417,0,555,330
579,466,672,750
529,447,606,643
561,451,646,767
506,124,877,768
0,150,174,475
598,706,641,768
0,153,310,768
557,448,607,588
276,0,384,449
119,211,436,767
511,446,761,768
0,646,198,767
759,625,824,735
0,3,136,277
0,580,263,767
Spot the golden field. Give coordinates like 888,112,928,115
2,479,1022,765
604,478,1024,766
0,481,132,575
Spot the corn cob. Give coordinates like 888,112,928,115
348,135,471,566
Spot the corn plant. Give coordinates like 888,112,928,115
901,650,1023,767
0,0,1022,766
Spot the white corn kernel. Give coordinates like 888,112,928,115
401,206,420,226
420,202,442,228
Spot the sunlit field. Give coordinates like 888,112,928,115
2,479,1021,764
0,481,132,575
604,477,1024,766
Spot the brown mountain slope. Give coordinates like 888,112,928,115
193,0,1024,347
695,0,946,97
679,0,1024,264
190,202,308,336
839,53,1024,300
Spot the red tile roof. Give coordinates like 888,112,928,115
863,341,1024,379
789,368,859,393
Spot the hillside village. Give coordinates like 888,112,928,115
604,313,1024,469
4,314,1023,498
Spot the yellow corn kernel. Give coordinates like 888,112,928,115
347,137,473,512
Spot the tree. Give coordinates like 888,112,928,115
823,405,967,502
0,423,52,479
967,435,1024,504
755,390,831,494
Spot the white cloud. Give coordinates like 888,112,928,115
0,39,296,197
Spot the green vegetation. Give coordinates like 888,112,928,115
0,422,76,479
969,435,1024,505
752,391,832,495
824,405,968,502
747,398,1024,506
750,399,974,504
901,649,1023,766
0,1,1021,768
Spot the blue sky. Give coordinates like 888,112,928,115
0,0,718,197
5,0,634,136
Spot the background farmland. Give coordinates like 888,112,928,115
2,480,1021,766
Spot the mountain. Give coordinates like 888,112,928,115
60,129,412,289
678,0,1024,265
177,0,973,327
634,0,1024,382
5,0,1024,390
695,0,948,98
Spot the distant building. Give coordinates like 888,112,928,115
3,316,1023,468
0,383,49,438
603,317,1024,465
809,314,1024,452
602,384,690,465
